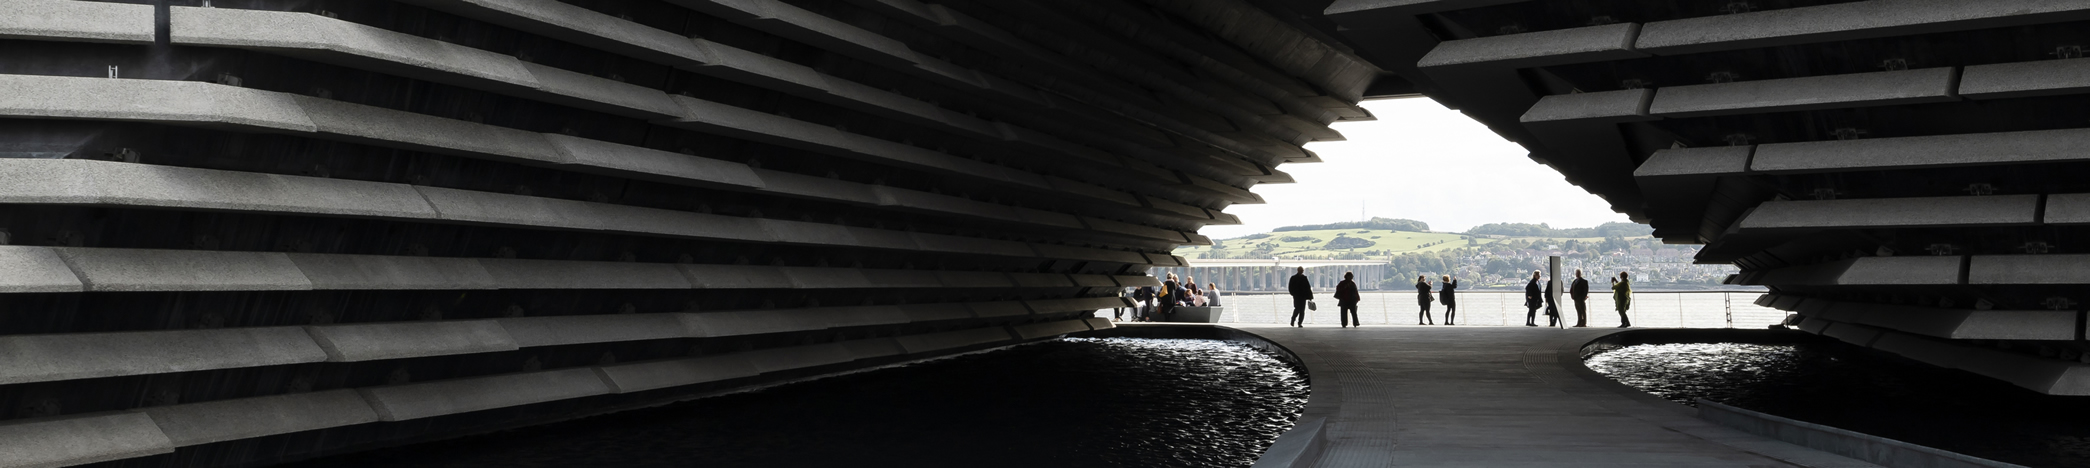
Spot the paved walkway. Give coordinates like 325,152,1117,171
1206,323,1879,468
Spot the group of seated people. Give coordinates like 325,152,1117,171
1118,273,1221,322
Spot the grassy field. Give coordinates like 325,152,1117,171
1179,229,1611,259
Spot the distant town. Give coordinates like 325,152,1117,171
1172,218,1757,291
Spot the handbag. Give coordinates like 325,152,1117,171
1307,300,1317,311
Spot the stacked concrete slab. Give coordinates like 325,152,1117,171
1305,0,2090,394
0,0,1373,465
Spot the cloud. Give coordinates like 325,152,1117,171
1203,98,1630,239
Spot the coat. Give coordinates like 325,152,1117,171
1569,278,1590,301
1288,274,1313,299
1524,278,1543,309
1612,278,1633,310
1439,280,1458,306
1334,280,1360,307
1415,281,1433,306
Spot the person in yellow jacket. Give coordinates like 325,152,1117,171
1611,271,1633,328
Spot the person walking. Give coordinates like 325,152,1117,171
1543,275,1562,328
1288,267,1312,327
1569,269,1591,327
1612,271,1634,328
1523,271,1543,327
1336,272,1362,328
1439,275,1459,325
1414,275,1435,325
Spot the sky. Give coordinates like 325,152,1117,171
1199,97,1632,240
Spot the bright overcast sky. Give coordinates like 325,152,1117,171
1200,97,1633,240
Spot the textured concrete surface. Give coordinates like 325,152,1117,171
1737,195,2040,229
1960,56,2090,100
0,413,173,468
1967,254,2090,284
1752,128,2090,173
595,354,759,393
1225,324,1881,467
358,368,614,421
1749,256,1964,286
0,246,83,293
288,254,496,290
0,75,316,132
0,327,326,385
306,320,519,362
895,327,1013,353
1633,147,1752,177
1634,0,2090,55
294,95,563,164
1518,89,1654,123
499,313,692,347
0,159,439,219
477,258,695,290
1649,68,1960,118
171,7,541,91
740,342,855,373
56,248,315,292
2044,193,2090,224
1420,23,1643,68
142,390,381,447
547,134,763,189
0,0,156,44
1011,319,1091,339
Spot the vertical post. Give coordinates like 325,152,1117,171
1548,255,1562,328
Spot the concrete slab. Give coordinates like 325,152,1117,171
967,301,1031,318
680,264,793,289
55,248,314,292
741,343,855,373
1968,254,2090,284
758,219,860,246
2046,193,2090,224
595,354,758,393
358,368,613,421
1011,319,1090,339
911,233,1037,257
1752,128,2090,173
894,327,1011,353
1650,68,1960,118
500,313,691,347
171,7,540,92
935,271,1013,288
287,253,497,290
862,269,941,288
517,62,686,119
1420,23,1643,69
0,327,326,385
478,258,693,290
1634,0,2090,55
1007,272,1076,288
1633,146,1751,177
0,246,83,293
1960,57,2090,100
0,74,316,132
294,96,563,164
1747,256,1963,286
778,267,870,289
305,320,519,362
839,337,905,360
546,134,763,189
395,0,713,68
900,303,975,322
1520,89,1655,124
0,159,440,220
0,0,155,44
142,390,380,447
1736,195,2039,230
751,169,881,205
0,413,172,468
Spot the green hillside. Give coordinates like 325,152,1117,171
1180,228,1613,260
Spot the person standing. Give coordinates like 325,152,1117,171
1133,285,1155,322
1205,282,1223,307
1612,271,1634,328
1160,273,1185,321
1287,267,1312,327
1569,269,1591,327
1414,275,1435,325
1543,275,1562,328
1523,271,1543,327
1439,275,1459,325
1335,272,1361,328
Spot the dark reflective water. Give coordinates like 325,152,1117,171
288,337,1307,468
1588,342,2090,468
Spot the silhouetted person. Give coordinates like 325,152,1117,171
1569,269,1590,327
1523,271,1543,327
1439,275,1459,325
1133,285,1155,322
1543,276,1561,328
1335,272,1361,328
1612,271,1634,328
1414,275,1434,325
1288,267,1312,327
1160,273,1185,320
